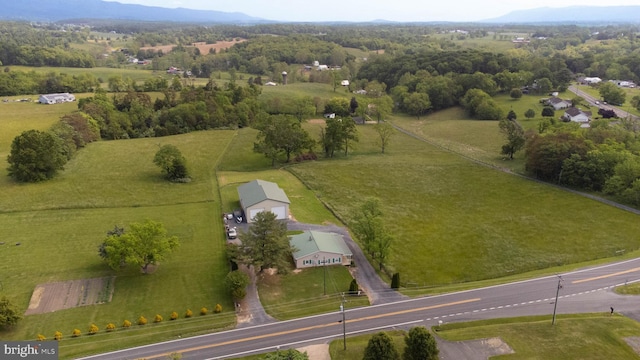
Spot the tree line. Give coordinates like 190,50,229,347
0,69,99,96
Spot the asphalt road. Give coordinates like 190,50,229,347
568,84,638,120
79,257,640,360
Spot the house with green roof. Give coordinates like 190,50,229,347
237,179,290,223
289,230,353,269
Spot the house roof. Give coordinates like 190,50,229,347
237,179,290,208
40,93,75,101
548,97,567,105
564,107,584,117
290,231,352,260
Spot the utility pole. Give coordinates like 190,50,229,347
339,293,346,350
552,275,563,325
323,257,327,296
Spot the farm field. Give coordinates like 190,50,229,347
288,122,640,291
0,130,237,359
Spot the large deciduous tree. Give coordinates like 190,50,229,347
153,144,189,181
351,198,393,271
499,119,525,159
238,211,292,274
7,129,67,182
320,117,358,158
100,220,179,274
373,122,395,154
254,115,314,165
599,82,626,105
403,326,439,360
403,92,431,119
363,332,399,360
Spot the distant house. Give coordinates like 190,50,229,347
264,81,278,86
317,65,329,71
324,113,336,119
39,93,75,105
354,89,367,95
237,179,290,223
562,107,591,123
583,77,602,85
289,230,353,269
341,80,350,86
546,97,571,110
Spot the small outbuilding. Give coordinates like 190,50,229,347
237,179,290,223
290,230,352,269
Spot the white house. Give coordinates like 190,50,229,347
341,80,350,86
39,93,76,105
317,65,329,71
546,97,571,110
237,180,290,223
562,107,591,123
289,231,353,269
583,77,602,84
264,82,278,86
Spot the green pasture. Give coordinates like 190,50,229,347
0,100,81,162
7,65,162,83
437,314,640,359
288,124,640,290
0,130,237,359
258,266,369,320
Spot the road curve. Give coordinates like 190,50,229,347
78,257,640,360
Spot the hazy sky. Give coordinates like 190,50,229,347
104,0,640,22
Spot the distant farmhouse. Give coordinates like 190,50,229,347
546,97,571,110
237,179,290,223
562,107,591,127
289,230,352,269
39,93,75,105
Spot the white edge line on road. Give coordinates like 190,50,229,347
78,258,640,359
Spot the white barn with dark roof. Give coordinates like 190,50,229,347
237,179,290,223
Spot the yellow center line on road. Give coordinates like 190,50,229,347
572,267,640,284
145,297,481,359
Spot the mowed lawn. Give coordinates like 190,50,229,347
0,130,237,359
288,124,640,289
436,314,640,360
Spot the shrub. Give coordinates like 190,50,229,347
391,273,400,289
170,311,178,320
88,324,99,335
54,331,63,341
106,323,116,332
185,309,193,318
37,334,46,341
72,329,81,337
200,307,208,315
349,279,359,294
154,314,163,323
138,316,147,325
214,304,223,313
122,319,132,328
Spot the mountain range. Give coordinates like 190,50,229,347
1,0,640,24
0,0,265,23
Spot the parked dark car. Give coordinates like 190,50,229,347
233,209,244,223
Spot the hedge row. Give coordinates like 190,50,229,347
37,304,223,341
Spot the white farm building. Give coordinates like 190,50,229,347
237,179,290,223
39,93,76,105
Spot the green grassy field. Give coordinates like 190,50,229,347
0,130,237,359
436,314,640,359
288,122,640,290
